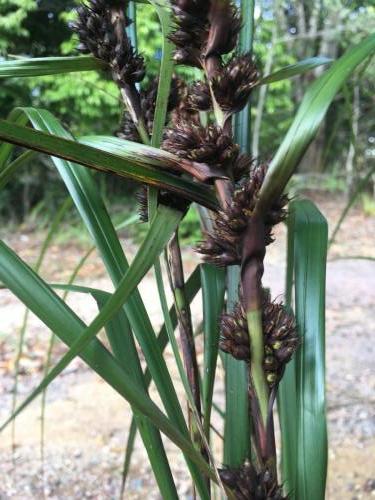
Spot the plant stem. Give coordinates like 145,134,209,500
246,310,268,426
166,233,210,495
111,4,150,145
120,87,150,145
168,233,202,422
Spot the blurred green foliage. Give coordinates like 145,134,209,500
0,0,374,227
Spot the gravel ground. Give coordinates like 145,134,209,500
0,194,374,499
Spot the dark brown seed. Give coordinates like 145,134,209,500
197,163,288,266
211,53,259,114
163,121,239,172
72,0,145,86
219,462,287,500
219,290,298,387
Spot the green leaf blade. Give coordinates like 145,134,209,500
93,292,178,500
279,200,328,500
0,56,104,79
0,117,218,210
201,264,226,439
259,57,332,85
223,266,250,467
257,34,375,213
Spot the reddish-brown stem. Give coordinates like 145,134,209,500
169,233,202,417
214,178,233,210
167,232,209,496
241,215,266,311
110,6,150,144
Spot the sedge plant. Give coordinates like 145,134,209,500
0,1,374,498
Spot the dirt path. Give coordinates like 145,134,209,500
0,194,374,499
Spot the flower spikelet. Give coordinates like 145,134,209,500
169,0,210,67
220,291,299,387
219,463,287,500
211,53,259,113
205,0,242,59
170,0,242,68
73,0,145,86
163,122,239,171
187,81,212,111
197,164,288,266
117,77,185,142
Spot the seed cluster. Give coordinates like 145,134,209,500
169,0,210,67
170,1,257,115
163,122,239,172
211,53,259,114
71,2,295,496
169,0,241,68
73,0,145,87
197,164,288,266
219,463,287,500
204,1,241,61
220,290,298,387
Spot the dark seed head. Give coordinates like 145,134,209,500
219,290,299,386
219,462,287,500
170,0,241,68
169,0,210,67
72,0,145,87
197,163,288,266
187,81,212,111
162,122,239,172
205,0,242,59
211,53,259,114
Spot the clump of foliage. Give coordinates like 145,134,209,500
0,1,374,498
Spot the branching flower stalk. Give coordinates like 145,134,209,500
74,0,299,496
169,0,298,496
166,233,206,459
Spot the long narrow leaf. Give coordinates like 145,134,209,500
0,108,29,169
223,267,250,467
15,108,208,495
121,265,202,489
279,200,328,499
294,200,328,500
223,0,254,467
148,0,175,148
0,117,218,210
233,0,255,153
0,56,104,78
201,264,226,439
1,205,182,411
278,207,298,495
0,242,215,481
258,57,332,85
257,34,375,213
94,292,178,499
